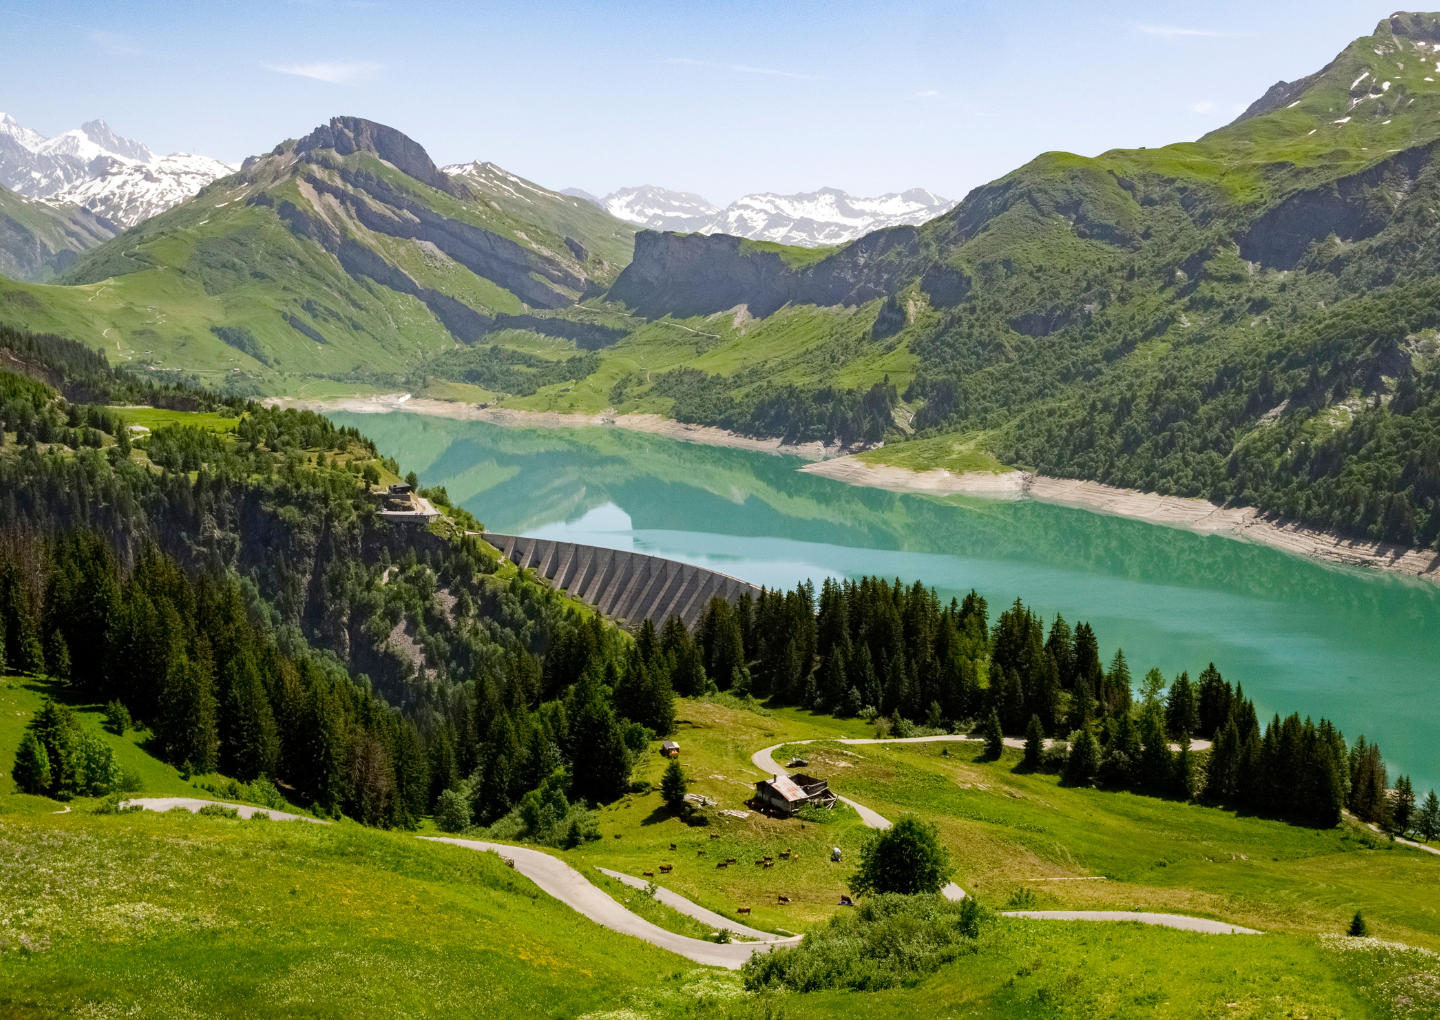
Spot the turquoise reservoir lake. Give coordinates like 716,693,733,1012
339,412,1440,794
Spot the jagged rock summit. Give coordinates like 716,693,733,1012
0,113,234,227
288,116,469,199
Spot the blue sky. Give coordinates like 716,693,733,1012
0,0,1407,205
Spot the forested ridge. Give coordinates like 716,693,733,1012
2,322,1432,845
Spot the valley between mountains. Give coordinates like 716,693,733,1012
8,14,1440,565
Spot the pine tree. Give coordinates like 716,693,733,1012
391,721,429,830
1064,727,1099,786
1165,671,1200,738
1138,704,1173,794
568,664,631,805
11,731,50,794
159,650,219,774
1023,714,1045,769
984,707,1004,759
1393,775,1416,835
1196,663,1231,737
1348,911,1368,937
1170,734,1196,801
1206,719,1241,803
1103,648,1132,717
660,759,688,812
1417,791,1440,842
222,654,279,781
43,629,70,680
477,713,520,823
29,698,80,796
427,725,458,809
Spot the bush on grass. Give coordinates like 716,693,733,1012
742,893,986,992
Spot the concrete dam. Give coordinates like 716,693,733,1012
482,533,760,629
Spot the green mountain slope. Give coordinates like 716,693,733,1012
0,117,634,392
0,184,115,282
533,11,1440,547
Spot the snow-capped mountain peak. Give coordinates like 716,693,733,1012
0,113,233,228
0,113,46,153
593,183,957,246
604,185,720,233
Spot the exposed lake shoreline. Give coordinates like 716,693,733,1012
285,395,1440,583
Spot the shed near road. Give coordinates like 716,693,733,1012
753,773,837,815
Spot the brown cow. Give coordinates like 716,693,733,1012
716,861,727,869
778,895,791,903
659,864,673,873
738,907,752,914
642,871,654,877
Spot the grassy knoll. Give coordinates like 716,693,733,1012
0,799,689,1019
108,405,241,434
855,433,1014,475
773,737,1440,950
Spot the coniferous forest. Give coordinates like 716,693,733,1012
0,322,1429,845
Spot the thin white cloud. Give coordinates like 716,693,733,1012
89,30,145,56
1190,101,1216,114
663,57,821,80
912,89,941,99
262,61,382,85
1137,25,1236,38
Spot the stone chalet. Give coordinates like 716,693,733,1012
752,773,837,816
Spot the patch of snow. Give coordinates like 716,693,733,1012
1352,71,1371,88
1334,117,1351,124
1383,81,1392,91
1286,100,1301,108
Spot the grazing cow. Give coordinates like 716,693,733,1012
778,895,790,903
726,857,736,864
716,861,727,869
839,895,854,907
642,871,654,877
669,843,677,850
763,861,774,869
660,864,673,873
709,833,720,839
779,852,790,859
738,907,751,914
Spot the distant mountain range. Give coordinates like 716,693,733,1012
0,114,235,228
569,184,958,247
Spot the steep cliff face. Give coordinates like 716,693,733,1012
606,227,940,319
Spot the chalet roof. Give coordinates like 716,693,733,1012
661,741,679,750
759,774,808,803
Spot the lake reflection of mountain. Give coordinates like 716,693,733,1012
337,412,1440,793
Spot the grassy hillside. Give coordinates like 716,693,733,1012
5,688,1437,1017
0,185,115,283
0,117,636,395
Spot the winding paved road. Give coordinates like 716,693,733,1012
422,837,800,969
120,797,329,823
598,868,786,940
753,736,1256,934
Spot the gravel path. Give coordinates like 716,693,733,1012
1003,911,1260,934
598,868,786,941
422,837,800,969
120,797,328,823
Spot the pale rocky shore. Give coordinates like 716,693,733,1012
276,395,1440,583
270,393,859,461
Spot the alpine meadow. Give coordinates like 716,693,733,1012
2,8,1440,1020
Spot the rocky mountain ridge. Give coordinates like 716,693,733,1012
0,113,235,228
574,183,957,246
